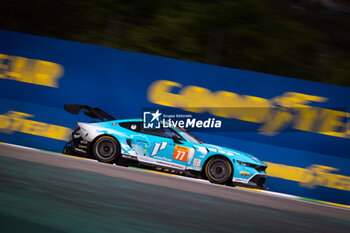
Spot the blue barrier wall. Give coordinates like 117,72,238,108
1,30,349,205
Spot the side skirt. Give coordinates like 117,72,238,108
120,154,202,178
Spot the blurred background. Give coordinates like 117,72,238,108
0,0,349,86
1,2,350,232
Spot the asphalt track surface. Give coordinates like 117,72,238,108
0,143,349,233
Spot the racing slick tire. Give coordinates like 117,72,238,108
205,157,233,185
93,136,121,163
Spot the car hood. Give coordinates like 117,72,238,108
199,143,266,166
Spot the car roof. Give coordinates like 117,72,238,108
116,118,142,123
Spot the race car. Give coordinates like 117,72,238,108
63,104,267,188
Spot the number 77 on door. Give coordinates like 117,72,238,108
173,145,190,162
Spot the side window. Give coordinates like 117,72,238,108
170,129,185,141
119,122,141,132
141,125,184,140
141,127,169,138
162,128,174,138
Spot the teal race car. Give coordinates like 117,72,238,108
63,104,267,188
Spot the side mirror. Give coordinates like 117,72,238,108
172,135,183,144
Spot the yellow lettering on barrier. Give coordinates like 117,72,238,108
0,53,64,88
265,162,350,191
239,96,271,123
0,111,71,141
34,60,63,87
258,109,294,136
271,92,327,108
147,80,350,139
147,80,183,107
293,107,319,132
317,109,347,138
181,86,213,113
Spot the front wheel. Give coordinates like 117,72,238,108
205,157,233,185
93,136,120,163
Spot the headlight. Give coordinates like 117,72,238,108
237,161,249,166
237,160,267,172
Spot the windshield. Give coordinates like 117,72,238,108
175,127,204,144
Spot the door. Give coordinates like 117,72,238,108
140,126,194,170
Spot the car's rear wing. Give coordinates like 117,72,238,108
64,104,116,121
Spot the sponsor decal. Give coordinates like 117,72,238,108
172,145,189,162
239,171,251,176
156,160,184,169
131,124,137,130
151,141,168,156
0,53,64,88
232,178,249,184
193,158,201,167
154,156,172,162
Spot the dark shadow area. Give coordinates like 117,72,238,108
0,0,349,86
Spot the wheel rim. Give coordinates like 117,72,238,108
95,138,117,160
207,159,230,182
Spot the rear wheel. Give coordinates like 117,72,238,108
93,136,120,163
205,157,233,185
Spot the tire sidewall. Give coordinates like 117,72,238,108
205,157,233,184
93,136,120,163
